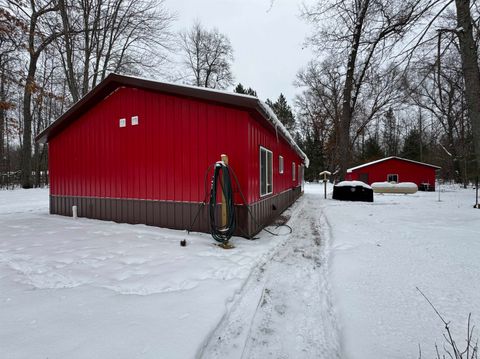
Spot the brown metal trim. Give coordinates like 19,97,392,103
50,189,302,238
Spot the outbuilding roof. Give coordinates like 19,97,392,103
347,156,441,173
36,73,309,167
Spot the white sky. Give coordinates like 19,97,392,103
165,0,314,104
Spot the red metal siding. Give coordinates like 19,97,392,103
49,87,254,203
347,158,436,187
246,114,303,204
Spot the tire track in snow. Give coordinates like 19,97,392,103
197,192,342,359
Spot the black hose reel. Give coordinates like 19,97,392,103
209,161,236,244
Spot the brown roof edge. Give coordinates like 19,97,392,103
35,73,309,165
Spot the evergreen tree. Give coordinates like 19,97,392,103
363,136,383,162
382,108,399,157
234,83,257,96
265,94,296,133
302,129,324,181
401,128,423,161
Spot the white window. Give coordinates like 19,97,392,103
131,115,139,126
292,162,296,181
298,164,301,181
119,118,126,128
260,147,273,196
279,156,284,174
387,174,398,183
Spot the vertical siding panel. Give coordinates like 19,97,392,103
111,95,118,198
174,98,182,226
125,89,133,199
191,102,199,202
182,100,190,202
139,89,147,200
74,121,80,197
150,93,158,200
60,135,65,196
158,94,166,201
48,143,54,195
145,92,153,200
165,95,173,201
175,98,183,202
199,102,207,202
82,119,87,197
93,110,99,197
106,96,112,199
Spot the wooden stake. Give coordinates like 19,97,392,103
221,154,229,227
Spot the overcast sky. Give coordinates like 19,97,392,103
165,0,314,104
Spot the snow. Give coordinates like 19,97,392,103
0,188,296,358
335,180,372,189
200,192,340,358
1,184,479,358
320,183,480,359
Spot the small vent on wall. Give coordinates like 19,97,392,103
119,118,126,128
131,116,139,126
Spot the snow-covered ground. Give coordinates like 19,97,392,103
0,188,297,358
1,184,479,358
320,183,480,359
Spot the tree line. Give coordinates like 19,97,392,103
294,0,480,184
0,0,479,188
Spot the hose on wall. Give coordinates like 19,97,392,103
188,162,293,242
209,161,236,243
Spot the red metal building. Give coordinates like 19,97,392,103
36,74,309,237
345,156,440,190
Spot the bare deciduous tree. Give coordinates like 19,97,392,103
179,22,234,89
56,0,174,102
4,0,64,188
302,0,439,178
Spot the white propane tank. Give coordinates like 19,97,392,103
371,182,418,194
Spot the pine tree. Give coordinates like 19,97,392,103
266,94,296,133
401,129,423,161
302,129,324,181
363,136,383,162
234,83,257,96
382,108,398,157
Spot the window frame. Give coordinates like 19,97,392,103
292,162,296,181
279,156,284,174
387,174,399,183
259,146,274,197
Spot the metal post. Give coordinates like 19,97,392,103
475,176,479,209
319,171,331,200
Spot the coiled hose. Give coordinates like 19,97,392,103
209,161,236,243
188,162,293,242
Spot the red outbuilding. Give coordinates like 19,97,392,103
345,156,440,191
36,74,309,237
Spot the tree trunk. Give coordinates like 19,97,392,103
20,61,37,189
455,0,480,175
0,67,5,177
338,0,370,179
58,0,80,102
